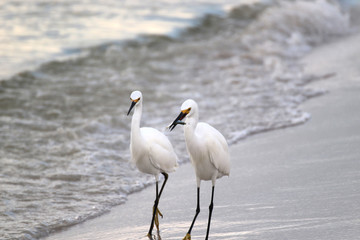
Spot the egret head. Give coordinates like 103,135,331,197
169,99,198,131
127,91,142,115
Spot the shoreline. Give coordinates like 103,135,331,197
43,33,360,240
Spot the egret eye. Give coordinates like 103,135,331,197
181,107,191,114
131,97,140,103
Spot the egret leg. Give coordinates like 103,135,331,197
148,181,159,239
154,173,168,231
158,172,168,198
148,173,169,239
205,186,215,240
154,207,163,232
183,187,200,240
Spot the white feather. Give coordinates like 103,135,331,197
179,99,230,186
128,91,178,180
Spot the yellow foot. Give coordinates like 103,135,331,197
154,208,163,231
147,233,154,240
183,233,191,240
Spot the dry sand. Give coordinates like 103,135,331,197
44,33,360,240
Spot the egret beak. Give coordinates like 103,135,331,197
168,112,187,131
127,101,136,116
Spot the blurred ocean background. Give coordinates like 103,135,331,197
0,0,356,239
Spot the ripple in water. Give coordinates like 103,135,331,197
0,1,350,239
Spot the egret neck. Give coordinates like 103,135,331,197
131,100,145,151
184,114,198,143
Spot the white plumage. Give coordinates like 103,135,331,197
169,99,230,240
127,90,178,239
185,122,230,184
130,126,178,178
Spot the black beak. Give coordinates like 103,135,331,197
168,112,187,131
127,101,136,116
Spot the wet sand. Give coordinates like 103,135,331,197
44,33,360,240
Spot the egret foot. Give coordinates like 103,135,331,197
154,207,163,232
147,233,154,240
183,233,191,240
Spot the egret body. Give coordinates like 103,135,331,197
127,90,178,239
169,99,230,240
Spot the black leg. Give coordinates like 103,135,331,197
148,173,168,239
155,173,168,231
148,181,159,238
205,186,215,240
187,187,201,235
158,172,168,199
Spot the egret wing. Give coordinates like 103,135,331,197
141,127,178,172
199,123,230,176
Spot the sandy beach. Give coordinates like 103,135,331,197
44,33,360,240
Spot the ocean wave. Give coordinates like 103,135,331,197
0,1,351,239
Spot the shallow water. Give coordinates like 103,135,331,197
0,0,244,80
0,0,351,239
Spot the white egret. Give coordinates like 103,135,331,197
127,90,178,239
169,99,230,240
